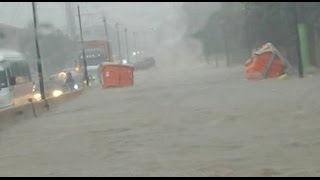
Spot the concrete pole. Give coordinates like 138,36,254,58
116,23,122,62
77,5,89,86
32,2,49,110
103,17,113,62
293,2,304,78
124,27,130,62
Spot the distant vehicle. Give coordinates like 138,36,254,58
33,68,82,101
0,49,34,108
78,48,106,85
49,68,83,86
33,80,65,101
77,40,113,85
133,57,156,70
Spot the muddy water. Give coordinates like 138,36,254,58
0,64,320,176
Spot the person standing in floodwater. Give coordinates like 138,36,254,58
65,71,75,91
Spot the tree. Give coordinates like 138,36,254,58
190,2,247,65
178,2,248,65
19,23,80,78
192,10,225,56
244,2,296,47
182,2,320,66
244,2,320,66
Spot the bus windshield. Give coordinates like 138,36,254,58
0,67,8,89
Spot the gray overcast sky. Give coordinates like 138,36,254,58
0,2,220,67
0,2,179,31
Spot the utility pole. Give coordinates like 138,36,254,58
77,5,89,86
103,17,113,62
293,2,304,78
221,22,230,67
136,31,140,53
133,31,138,62
124,27,130,62
116,23,122,62
32,2,49,110
244,8,251,57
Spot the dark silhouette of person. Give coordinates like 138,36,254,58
65,71,75,91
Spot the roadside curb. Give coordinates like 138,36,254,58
0,89,84,130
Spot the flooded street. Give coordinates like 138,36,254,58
1,64,320,176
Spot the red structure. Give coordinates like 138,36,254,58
245,43,290,80
100,63,134,88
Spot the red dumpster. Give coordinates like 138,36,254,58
100,63,134,88
245,53,284,80
245,43,287,80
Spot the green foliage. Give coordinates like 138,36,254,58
19,23,79,76
191,2,247,58
186,2,320,65
244,2,320,44
244,2,296,47
193,10,224,56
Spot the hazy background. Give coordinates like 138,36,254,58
0,2,221,74
2,2,320,77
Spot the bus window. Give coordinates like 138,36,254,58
9,61,32,84
16,76,27,84
24,62,32,81
0,67,8,88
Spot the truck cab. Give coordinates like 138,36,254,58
78,48,106,85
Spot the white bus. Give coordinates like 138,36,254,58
0,49,34,108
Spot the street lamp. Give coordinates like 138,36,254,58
103,17,113,62
124,27,130,63
116,23,122,62
133,31,138,62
